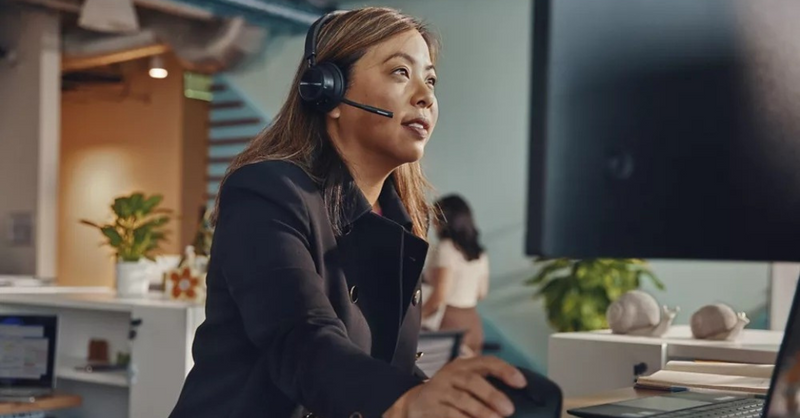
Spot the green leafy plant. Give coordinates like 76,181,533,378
525,258,665,332
80,192,172,262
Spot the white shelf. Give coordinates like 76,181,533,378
0,290,202,312
57,357,129,388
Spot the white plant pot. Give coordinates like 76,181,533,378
116,261,150,298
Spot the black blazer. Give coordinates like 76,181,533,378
169,160,430,418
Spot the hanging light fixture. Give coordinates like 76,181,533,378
148,55,168,79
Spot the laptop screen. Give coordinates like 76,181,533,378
0,315,57,389
766,283,800,417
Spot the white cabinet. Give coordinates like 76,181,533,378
0,290,204,418
548,325,783,397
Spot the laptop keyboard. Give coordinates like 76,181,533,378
654,398,764,418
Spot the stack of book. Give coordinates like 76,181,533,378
635,360,773,394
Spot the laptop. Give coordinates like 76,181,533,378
568,281,800,418
0,315,58,401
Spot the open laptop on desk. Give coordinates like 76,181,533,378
0,315,57,401
568,281,800,418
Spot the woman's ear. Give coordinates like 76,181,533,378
327,106,342,119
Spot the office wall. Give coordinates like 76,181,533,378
0,5,60,278
59,56,206,287
225,0,771,369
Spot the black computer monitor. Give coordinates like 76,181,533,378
526,0,800,261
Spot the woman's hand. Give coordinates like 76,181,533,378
384,356,527,418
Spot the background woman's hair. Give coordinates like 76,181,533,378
434,195,485,261
211,7,440,239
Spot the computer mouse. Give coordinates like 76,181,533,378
486,366,563,418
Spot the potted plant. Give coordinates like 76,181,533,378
525,258,665,332
81,192,172,298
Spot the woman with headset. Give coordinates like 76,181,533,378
168,7,526,418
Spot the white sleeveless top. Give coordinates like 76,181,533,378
421,239,489,330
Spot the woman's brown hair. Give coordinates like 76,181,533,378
212,7,440,239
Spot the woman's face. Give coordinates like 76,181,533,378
329,29,438,171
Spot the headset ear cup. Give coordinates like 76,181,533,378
315,62,346,113
299,66,324,103
299,62,346,113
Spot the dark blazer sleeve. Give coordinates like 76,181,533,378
215,163,422,418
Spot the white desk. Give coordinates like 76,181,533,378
0,289,204,418
548,325,782,397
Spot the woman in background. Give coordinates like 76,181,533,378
422,194,490,355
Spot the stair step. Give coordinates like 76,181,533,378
209,118,261,128
210,100,245,110
209,136,253,145
208,156,234,164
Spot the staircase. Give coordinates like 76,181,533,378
206,75,270,208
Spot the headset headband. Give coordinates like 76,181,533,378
304,11,344,67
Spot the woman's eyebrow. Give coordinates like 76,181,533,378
382,52,436,72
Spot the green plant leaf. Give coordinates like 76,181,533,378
101,226,123,248
638,270,665,290
533,277,557,299
130,193,146,219
113,196,135,218
149,216,170,227
81,192,173,262
526,258,572,286
141,195,163,214
130,192,144,208
120,253,140,262
79,219,104,229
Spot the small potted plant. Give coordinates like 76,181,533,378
525,258,665,332
81,192,172,298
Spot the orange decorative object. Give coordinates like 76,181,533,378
167,267,204,301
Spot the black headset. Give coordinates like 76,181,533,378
298,12,394,118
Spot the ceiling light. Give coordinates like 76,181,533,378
148,55,168,79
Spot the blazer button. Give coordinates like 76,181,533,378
349,285,359,304
349,413,363,418
412,288,421,306
416,351,424,361
303,414,315,418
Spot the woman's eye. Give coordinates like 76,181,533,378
428,77,437,87
393,68,409,77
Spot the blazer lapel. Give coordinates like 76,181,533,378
335,170,430,363
345,215,404,363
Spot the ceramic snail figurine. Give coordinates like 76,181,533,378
690,303,750,341
606,290,680,337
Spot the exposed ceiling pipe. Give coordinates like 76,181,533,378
134,0,215,21
8,0,81,13
210,0,321,25
12,0,294,74
11,0,323,26
9,0,215,22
